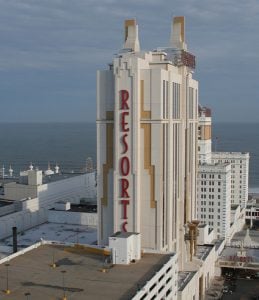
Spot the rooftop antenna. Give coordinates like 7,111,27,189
29,162,33,170
2,165,5,179
55,163,60,174
9,165,13,177
86,157,93,173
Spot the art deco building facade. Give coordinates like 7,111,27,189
97,17,198,267
197,106,249,239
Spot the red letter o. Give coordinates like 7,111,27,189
120,156,130,176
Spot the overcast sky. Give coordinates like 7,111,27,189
0,0,258,123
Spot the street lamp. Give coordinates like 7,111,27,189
76,228,79,244
24,292,31,300
5,263,11,294
61,270,67,300
50,248,56,268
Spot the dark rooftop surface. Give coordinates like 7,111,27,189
178,271,196,291
50,203,97,213
196,244,214,261
111,231,139,238
198,224,207,228
0,244,171,300
231,204,239,210
0,200,13,207
214,239,225,251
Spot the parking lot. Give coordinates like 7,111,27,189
221,269,259,300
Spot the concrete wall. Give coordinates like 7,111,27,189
47,210,97,227
37,173,96,208
180,246,216,299
4,173,96,207
197,225,214,245
0,204,16,217
200,247,216,291
227,215,245,241
132,254,178,300
178,271,199,300
4,182,37,201
0,207,47,239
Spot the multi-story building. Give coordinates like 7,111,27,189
198,106,249,208
197,106,248,239
211,152,249,208
97,17,198,267
198,106,212,164
197,163,231,239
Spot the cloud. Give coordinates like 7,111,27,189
0,0,258,122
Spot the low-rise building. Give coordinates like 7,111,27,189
3,169,96,205
0,239,178,300
0,170,97,239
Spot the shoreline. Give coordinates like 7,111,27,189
249,187,259,194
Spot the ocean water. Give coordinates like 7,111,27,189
0,123,96,174
0,122,258,187
213,123,259,188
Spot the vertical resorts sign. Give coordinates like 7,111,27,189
119,89,130,232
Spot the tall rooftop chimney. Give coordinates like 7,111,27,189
170,16,187,50
123,19,140,52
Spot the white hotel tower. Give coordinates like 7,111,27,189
197,106,249,239
97,17,198,267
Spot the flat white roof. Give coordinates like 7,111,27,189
0,222,97,259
